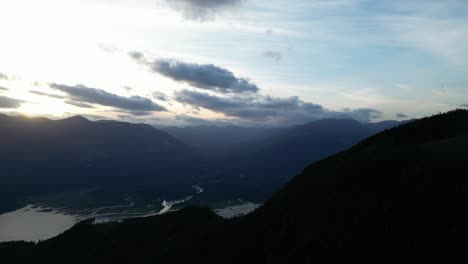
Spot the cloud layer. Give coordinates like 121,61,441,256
153,91,169,101
50,83,166,112
164,0,243,21
0,96,24,109
64,100,95,109
262,50,283,61
30,90,66,99
174,89,381,124
132,54,259,94
128,51,383,125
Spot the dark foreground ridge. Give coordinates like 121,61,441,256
2,109,468,263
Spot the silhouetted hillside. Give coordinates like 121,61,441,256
226,109,468,263
3,110,467,263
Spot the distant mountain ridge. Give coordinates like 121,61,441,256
0,114,199,212
193,118,407,201
161,119,406,152
0,114,407,210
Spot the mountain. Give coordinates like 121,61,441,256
0,114,406,211
161,119,404,154
196,118,403,201
0,114,403,211
3,110,467,263
0,114,200,212
161,125,279,152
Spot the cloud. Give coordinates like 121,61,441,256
174,89,382,124
396,113,408,118
50,83,166,112
0,96,25,109
262,50,283,61
337,108,383,122
132,54,259,94
0,86,8,91
0,73,8,80
127,111,152,116
122,86,133,92
30,90,95,108
163,0,243,21
129,51,144,61
97,43,119,54
153,91,168,101
65,100,95,109
461,104,468,108
30,90,66,99
174,89,323,121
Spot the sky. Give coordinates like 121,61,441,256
0,0,467,126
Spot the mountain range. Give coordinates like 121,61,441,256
0,114,199,212
1,110,467,263
0,113,405,211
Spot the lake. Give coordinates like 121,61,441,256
0,204,77,242
0,198,262,242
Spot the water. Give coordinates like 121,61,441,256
0,204,77,242
215,202,262,219
0,197,194,242
0,184,261,242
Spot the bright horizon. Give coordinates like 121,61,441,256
1,0,467,126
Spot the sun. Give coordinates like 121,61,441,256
18,99,73,117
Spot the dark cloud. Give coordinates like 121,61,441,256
0,96,25,109
174,89,382,124
122,86,133,92
30,90,66,99
30,90,95,108
129,51,144,61
461,104,468,108
174,89,324,121
153,91,168,101
164,0,243,21
262,50,283,61
0,73,8,80
65,100,95,109
50,83,166,112
130,51,259,94
134,57,259,94
396,113,408,118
